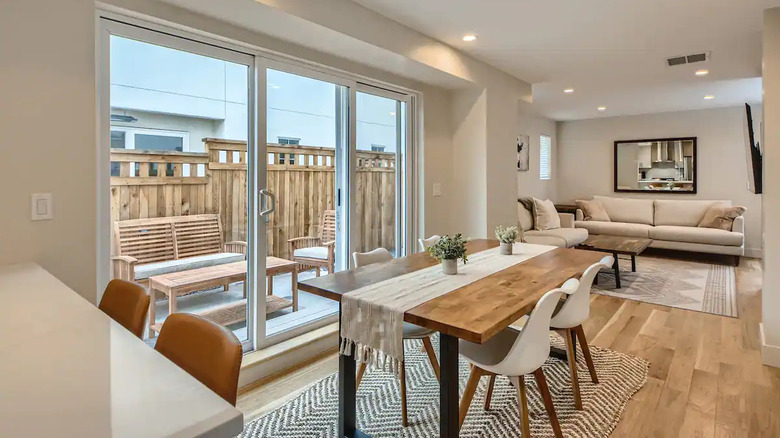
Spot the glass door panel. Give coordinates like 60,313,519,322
106,28,254,346
262,68,346,338
354,91,408,258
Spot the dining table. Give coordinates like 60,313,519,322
298,239,605,437
0,263,244,438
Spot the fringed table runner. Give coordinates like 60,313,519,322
339,243,556,371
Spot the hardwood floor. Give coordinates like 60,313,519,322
237,257,780,437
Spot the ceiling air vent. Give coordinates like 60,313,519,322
666,52,709,67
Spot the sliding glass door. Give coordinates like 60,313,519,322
354,88,410,258
101,20,258,348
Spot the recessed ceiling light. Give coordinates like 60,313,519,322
462,34,477,42
695,69,710,76
597,106,607,111
704,95,715,100
389,112,396,116
563,88,574,94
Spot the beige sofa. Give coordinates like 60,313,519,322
517,201,589,248
574,196,745,260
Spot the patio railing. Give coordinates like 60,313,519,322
110,138,397,260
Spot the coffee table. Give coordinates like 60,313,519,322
575,235,652,288
148,257,298,336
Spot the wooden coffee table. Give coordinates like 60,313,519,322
576,235,652,288
148,257,298,336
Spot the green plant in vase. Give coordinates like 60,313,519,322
495,225,519,255
427,233,468,275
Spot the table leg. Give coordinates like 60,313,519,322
292,266,298,312
440,334,459,437
613,253,621,289
631,255,636,272
338,303,359,438
148,288,156,339
267,275,273,296
168,289,177,315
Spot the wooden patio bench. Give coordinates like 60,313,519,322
112,214,247,288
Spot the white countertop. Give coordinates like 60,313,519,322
0,264,244,438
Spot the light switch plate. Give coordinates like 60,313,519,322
31,193,53,221
432,183,442,197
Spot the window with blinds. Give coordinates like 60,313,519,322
540,134,552,180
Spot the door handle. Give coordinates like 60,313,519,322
259,189,275,223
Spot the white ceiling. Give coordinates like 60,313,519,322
352,0,777,121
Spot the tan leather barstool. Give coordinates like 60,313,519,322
154,313,243,405
99,279,150,339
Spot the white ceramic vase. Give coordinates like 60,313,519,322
500,242,513,255
442,258,458,275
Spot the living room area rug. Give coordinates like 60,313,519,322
592,256,738,317
240,336,648,438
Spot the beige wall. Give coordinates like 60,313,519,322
0,0,98,301
762,7,780,367
516,102,558,202
557,106,763,256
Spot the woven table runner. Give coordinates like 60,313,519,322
339,243,556,370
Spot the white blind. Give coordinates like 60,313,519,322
540,134,552,180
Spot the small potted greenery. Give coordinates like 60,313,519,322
495,225,519,255
427,234,468,275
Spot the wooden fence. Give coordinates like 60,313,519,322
110,139,396,260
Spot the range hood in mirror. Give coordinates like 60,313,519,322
651,141,683,163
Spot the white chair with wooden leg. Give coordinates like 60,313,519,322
352,248,441,427
459,281,579,438
550,255,613,410
418,235,441,252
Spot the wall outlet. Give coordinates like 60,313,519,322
432,183,442,197
31,193,53,221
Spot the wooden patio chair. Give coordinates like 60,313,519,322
288,210,336,276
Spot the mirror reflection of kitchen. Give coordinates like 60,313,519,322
616,138,695,192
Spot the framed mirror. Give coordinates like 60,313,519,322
614,137,697,193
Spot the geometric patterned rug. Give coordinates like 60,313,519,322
593,256,738,317
240,335,649,437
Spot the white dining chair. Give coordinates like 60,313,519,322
458,280,579,438
549,255,613,410
351,248,440,427
418,235,441,252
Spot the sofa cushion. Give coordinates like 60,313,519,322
576,199,611,222
294,246,329,260
575,221,652,238
698,205,746,231
525,228,588,247
649,226,743,247
533,198,561,231
654,199,731,227
135,252,245,280
593,196,654,225
517,201,534,231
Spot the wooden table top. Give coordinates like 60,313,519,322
150,257,296,289
577,234,652,256
298,239,605,344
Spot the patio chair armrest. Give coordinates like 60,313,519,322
111,256,137,282
322,240,336,248
224,241,247,257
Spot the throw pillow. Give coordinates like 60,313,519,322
698,206,746,231
575,199,611,222
533,198,561,231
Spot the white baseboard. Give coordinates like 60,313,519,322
760,323,780,368
745,248,763,259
